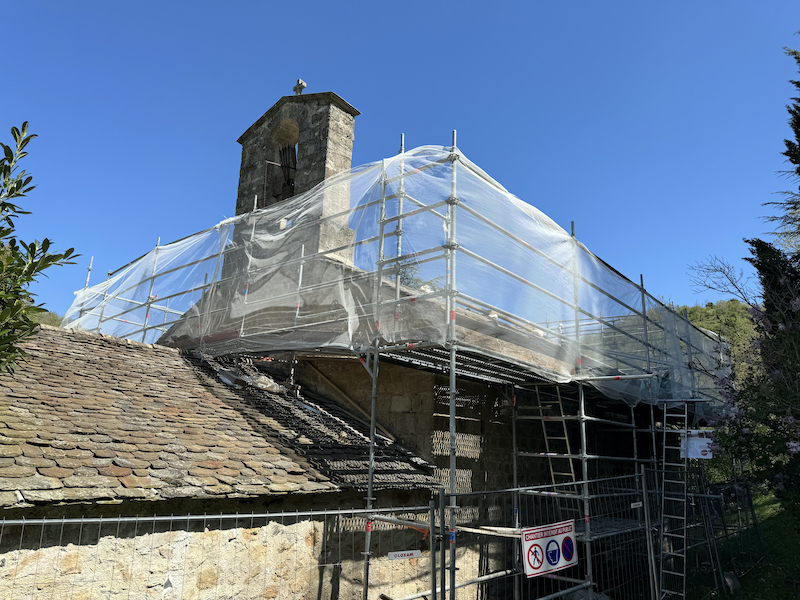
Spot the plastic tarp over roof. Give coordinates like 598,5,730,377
63,146,728,406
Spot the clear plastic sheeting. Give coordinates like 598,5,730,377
63,146,729,406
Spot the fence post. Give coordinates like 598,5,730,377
430,498,437,600
641,463,659,600
440,491,447,600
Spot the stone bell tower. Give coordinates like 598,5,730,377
235,86,360,216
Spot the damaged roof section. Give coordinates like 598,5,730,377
0,326,435,508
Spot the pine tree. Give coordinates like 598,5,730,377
765,47,800,250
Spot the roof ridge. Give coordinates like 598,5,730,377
35,324,182,355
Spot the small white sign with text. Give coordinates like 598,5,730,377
388,550,421,560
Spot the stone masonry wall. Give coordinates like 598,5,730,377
0,517,504,600
236,94,357,216
298,359,544,495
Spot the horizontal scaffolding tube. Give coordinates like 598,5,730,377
577,373,657,382
515,414,637,429
381,199,450,225
368,514,431,531
517,452,648,462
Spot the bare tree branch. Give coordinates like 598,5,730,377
689,255,758,305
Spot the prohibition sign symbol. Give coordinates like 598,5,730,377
562,536,575,561
546,540,561,566
528,544,544,570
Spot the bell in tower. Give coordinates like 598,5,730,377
278,144,297,200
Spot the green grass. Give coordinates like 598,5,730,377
735,492,800,600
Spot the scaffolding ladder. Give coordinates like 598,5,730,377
659,401,688,599
513,388,580,484
535,387,578,484
534,386,582,523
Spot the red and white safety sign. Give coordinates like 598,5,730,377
681,430,714,459
520,520,578,578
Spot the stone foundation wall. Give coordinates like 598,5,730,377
0,517,507,600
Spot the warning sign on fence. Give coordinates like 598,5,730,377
520,520,577,578
681,430,714,459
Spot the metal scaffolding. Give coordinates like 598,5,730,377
63,136,738,600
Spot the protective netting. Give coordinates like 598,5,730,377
63,146,728,406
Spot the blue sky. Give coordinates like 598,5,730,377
5,1,800,316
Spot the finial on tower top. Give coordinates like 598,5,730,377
293,79,307,95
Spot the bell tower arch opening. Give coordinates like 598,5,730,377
269,117,299,204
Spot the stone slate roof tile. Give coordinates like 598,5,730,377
0,326,434,508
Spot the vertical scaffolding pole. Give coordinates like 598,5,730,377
141,238,160,343
578,383,594,596
238,196,259,339
394,135,405,324
511,387,520,600
572,222,593,595
512,386,518,488
363,158,390,600
571,222,581,377
446,132,459,500
682,307,699,406
199,225,228,353
640,276,662,599
78,256,94,321
293,245,306,327
374,159,388,341
640,275,652,378
508,381,521,599
447,131,459,600
83,256,93,289
631,405,639,466
641,276,659,472
94,271,112,334
361,343,379,600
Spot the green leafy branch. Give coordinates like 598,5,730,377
0,122,77,373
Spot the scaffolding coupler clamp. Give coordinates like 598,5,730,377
445,195,460,206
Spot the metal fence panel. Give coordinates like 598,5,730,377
0,507,433,600
440,474,652,600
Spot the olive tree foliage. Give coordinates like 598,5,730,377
0,123,76,373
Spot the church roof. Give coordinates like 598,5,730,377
0,326,433,509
